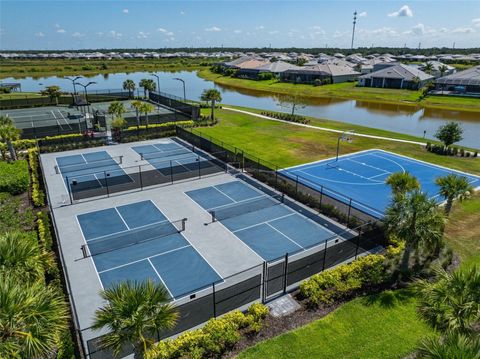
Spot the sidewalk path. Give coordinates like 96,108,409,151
223,107,427,146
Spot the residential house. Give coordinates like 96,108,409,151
358,64,434,89
435,65,480,95
280,63,360,84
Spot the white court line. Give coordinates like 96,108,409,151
207,194,266,211
147,258,175,299
297,167,380,184
232,213,296,233
266,222,304,250
346,157,391,175
114,207,131,230
211,185,238,203
98,245,191,274
75,215,104,290
173,158,196,172
369,172,389,179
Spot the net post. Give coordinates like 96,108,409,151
81,244,88,258
66,176,74,205
212,282,217,318
210,211,216,223
140,153,145,161
54,165,60,174
181,218,187,232
280,193,285,203
119,155,123,164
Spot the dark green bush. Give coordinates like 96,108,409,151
0,160,29,195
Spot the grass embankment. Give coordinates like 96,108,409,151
239,290,432,359
198,108,480,174
0,58,219,79
198,69,480,112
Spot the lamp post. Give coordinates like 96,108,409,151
65,76,83,95
150,73,160,94
173,77,186,101
75,81,96,103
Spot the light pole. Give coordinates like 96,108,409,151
150,73,160,94
65,76,83,95
75,81,96,103
173,77,186,102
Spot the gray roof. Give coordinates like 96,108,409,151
256,61,302,73
359,64,434,81
285,63,360,77
435,66,480,86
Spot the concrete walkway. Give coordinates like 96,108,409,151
223,107,428,146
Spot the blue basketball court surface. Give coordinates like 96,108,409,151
77,199,222,299
55,150,132,192
132,141,218,176
280,149,480,218
186,181,336,261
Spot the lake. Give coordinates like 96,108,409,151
2,71,479,148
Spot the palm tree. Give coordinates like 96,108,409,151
123,79,136,99
384,190,445,276
40,85,62,105
416,332,480,359
386,172,420,198
0,231,52,283
139,79,156,99
131,100,143,129
415,266,480,335
0,274,69,358
435,174,474,215
438,64,449,78
200,88,222,121
140,102,155,129
0,115,20,161
92,280,178,358
412,76,421,90
108,101,126,120
423,62,435,75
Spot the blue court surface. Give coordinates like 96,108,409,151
186,181,336,262
56,150,132,192
280,149,480,218
77,200,222,299
131,141,217,176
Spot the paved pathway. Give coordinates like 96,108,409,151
223,107,427,146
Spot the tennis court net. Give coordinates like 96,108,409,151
81,218,186,258
210,194,284,222
139,147,195,161
55,156,123,174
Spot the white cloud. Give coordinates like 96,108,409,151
310,26,326,35
268,30,279,35
411,23,425,35
107,30,122,39
54,24,61,29
35,32,45,37
388,5,413,17
451,27,475,34
57,28,66,34
358,11,367,18
205,26,221,32
472,18,480,28
256,25,265,30
180,10,185,15
137,31,149,39
157,28,174,36
122,9,129,14
233,30,242,34
72,32,85,38
96,32,104,37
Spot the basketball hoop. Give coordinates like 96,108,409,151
331,130,356,164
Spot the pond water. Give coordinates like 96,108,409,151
2,71,479,148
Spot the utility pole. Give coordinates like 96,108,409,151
351,11,357,49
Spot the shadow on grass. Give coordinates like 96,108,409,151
361,288,415,309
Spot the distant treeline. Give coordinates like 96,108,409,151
3,47,480,56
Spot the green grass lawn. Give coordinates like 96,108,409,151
198,108,480,174
198,69,480,112
0,91,45,100
239,290,433,359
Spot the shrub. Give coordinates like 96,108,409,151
28,148,45,207
258,72,274,81
146,303,269,359
0,160,29,195
300,254,387,306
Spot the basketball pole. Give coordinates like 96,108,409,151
335,135,342,162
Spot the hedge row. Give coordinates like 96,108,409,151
300,254,387,306
0,160,30,195
28,148,45,207
426,143,478,157
260,111,310,124
146,303,269,359
125,120,193,131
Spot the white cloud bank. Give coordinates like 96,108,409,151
388,5,413,17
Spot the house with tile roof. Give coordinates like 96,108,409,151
358,64,434,89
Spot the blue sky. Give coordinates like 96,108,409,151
0,1,479,50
